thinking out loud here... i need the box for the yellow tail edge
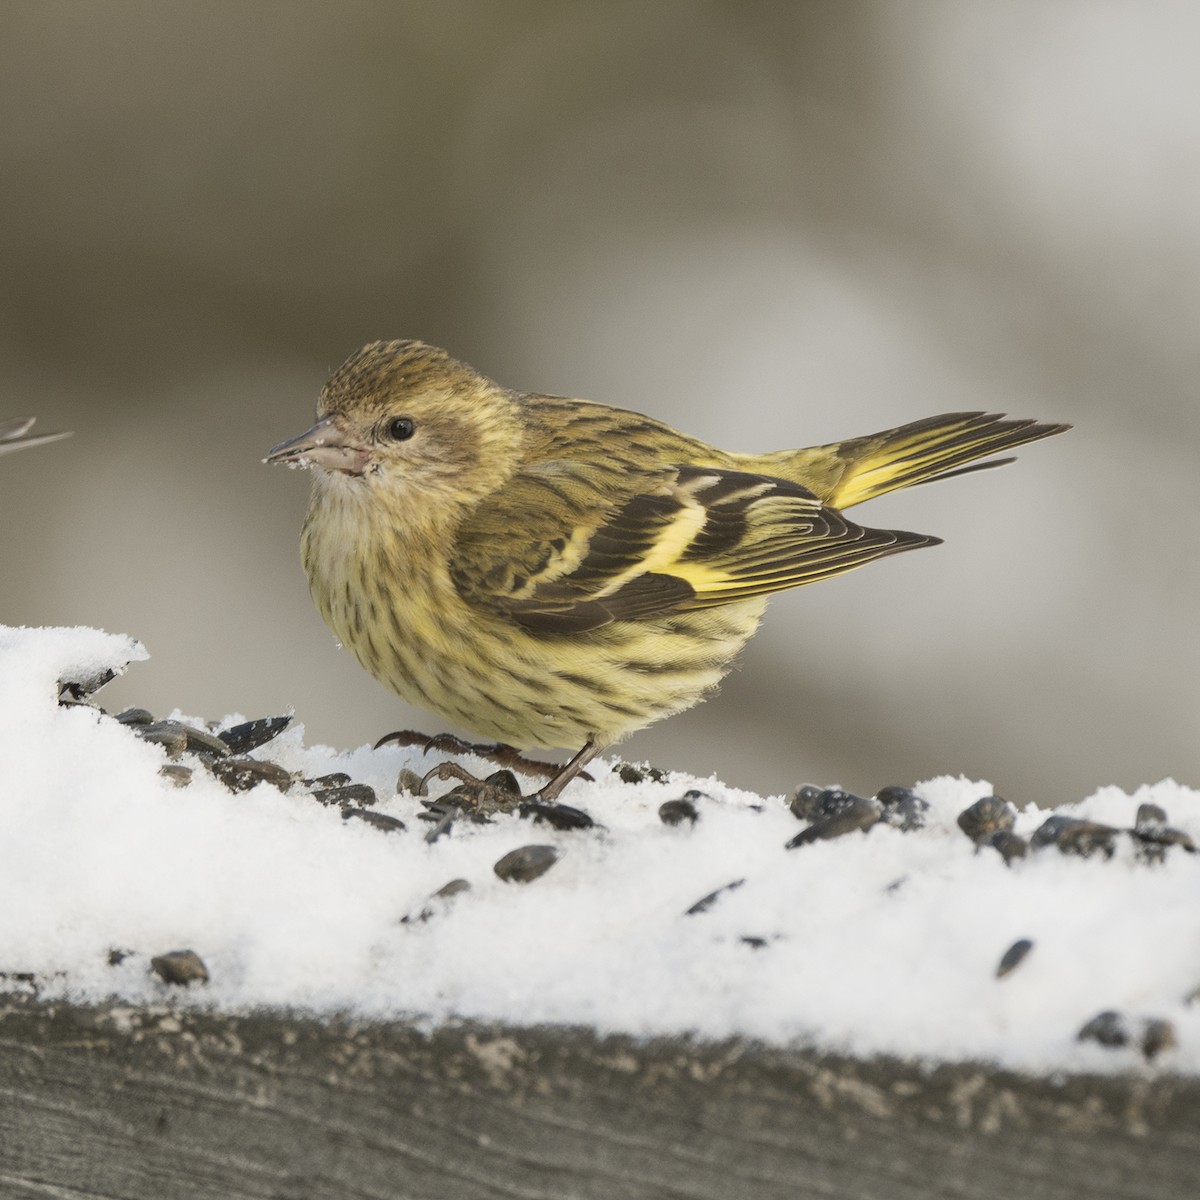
[827,411,1071,510]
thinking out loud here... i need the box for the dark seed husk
[1135,803,1169,828]
[397,768,428,796]
[519,800,595,830]
[58,666,118,702]
[739,936,769,950]
[791,787,866,824]
[875,784,923,808]
[422,808,456,844]
[494,844,559,883]
[1028,815,1074,849]
[401,878,472,924]
[150,949,209,987]
[311,782,376,808]
[107,948,134,966]
[984,830,1028,865]
[1129,824,1196,861]
[170,721,233,759]
[1031,815,1119,858]
[1130,837,1167,866]
[341,808,406,833]
[209,756,293,793]
[133,722,188,757]
[1140,1018,1178,1061]
[1056,820,1120,858]
[957,796,1016,843]
[137,720,230,760]
[659,797,700,826]
[786,797,881,849]
[875,786,929,832]
[159,764,193,788]
[685,878,746,915]
[216,715,292,755]
[115,707,154,726]
[788,784,825,821]
[484,769,522,797]
[303,772,351,789]
[1077,1010,1129,1048]
[996,938,1034,978]
[613,762,668,785]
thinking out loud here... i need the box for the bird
[267,340,1068,801]
[0,417,70,456]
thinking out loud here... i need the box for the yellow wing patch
[451,463,939,633]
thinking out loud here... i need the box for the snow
[2,624,1197,1075]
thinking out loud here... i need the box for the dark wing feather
[449,461,938,633]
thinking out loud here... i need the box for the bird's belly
[310,548,765,749]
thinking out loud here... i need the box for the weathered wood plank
[0,997,1195,1199]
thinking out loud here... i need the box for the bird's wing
[449,460,939,633]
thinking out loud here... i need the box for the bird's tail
[813,412,1070,510]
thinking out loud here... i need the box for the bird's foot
[375,729,592,783]
[414,763,525,844]
[415,751,604,837]
[419,762,524,816]
[398,734,605,841]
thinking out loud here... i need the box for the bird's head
[266,340,523,514]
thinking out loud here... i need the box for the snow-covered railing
[2,625,1197,1197]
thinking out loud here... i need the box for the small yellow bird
[268,340,1067,800]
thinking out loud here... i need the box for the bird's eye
[386,416,415,441]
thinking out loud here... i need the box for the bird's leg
[532,737,603,803]
[375,729,591,782]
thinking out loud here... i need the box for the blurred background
[2,1,1196,804]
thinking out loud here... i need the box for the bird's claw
[419,763,523,816]
[375,729,593,782]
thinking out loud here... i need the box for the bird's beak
[264,416,371,475]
